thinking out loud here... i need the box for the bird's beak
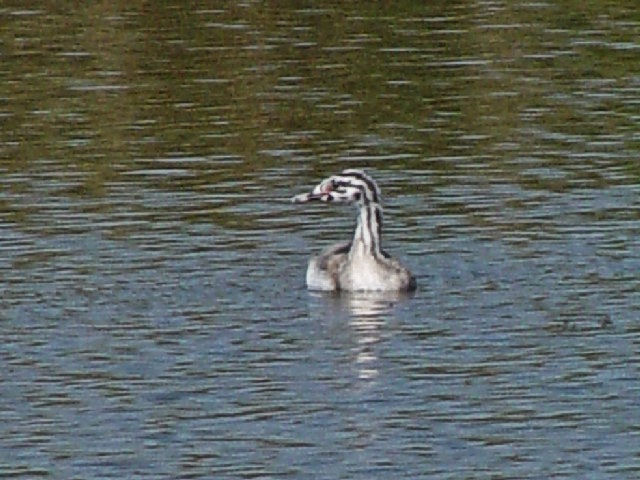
[291,178,333,203]
[291,192,324,203]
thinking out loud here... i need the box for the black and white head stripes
[292,169,416,292]
[291,169,381,206]
[292,169,385,258]
[331,169,381,205]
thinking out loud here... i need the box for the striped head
[291,169,381,206]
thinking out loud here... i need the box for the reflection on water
[312,290,415,319]
[309,290,416,380]
[2,1,640,479]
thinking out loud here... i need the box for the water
[1,2,639,479]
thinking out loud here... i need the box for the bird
[291,169,416,292]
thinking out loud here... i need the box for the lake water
[1,2,639,479]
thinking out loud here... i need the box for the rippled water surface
[2,2,639,479]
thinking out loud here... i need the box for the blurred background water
[1,1,639,479]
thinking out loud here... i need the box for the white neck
[351,202,384,260]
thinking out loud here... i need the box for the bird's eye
[332,180,348,192]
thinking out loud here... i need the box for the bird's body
[292,169,416,292]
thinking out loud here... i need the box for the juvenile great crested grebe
[292,169,416,292]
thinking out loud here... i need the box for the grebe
[292,169,416,292]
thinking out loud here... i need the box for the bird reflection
[308,290,414,380]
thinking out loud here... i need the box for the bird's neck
[351,202,384,260]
